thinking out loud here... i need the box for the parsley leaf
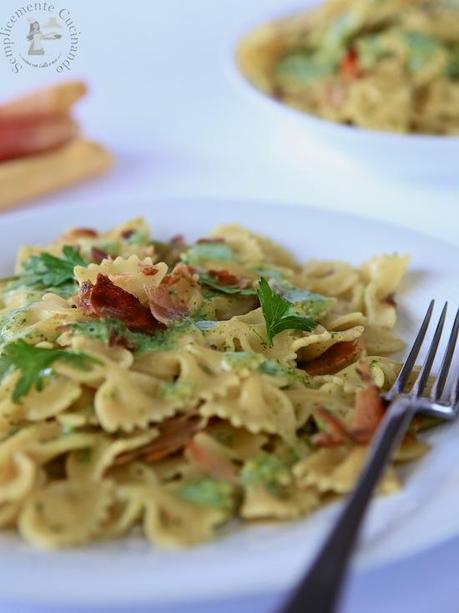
[199,272,256,296]
[257,278,315,346]
[11,246,86,296]
[178,478,235,511]
[0,340,100,403]
[182,242,233,265]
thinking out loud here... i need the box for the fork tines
[388,302,459,407]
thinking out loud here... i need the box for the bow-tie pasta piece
[0,452,36,505]
[209,224,264,268]
[205,421,268,461]
[181,344,241,400]
[0,464,48,528]
[310,358,377,393]
[132,347,190,379]
[95,367,184,432]
[184,432,238,481]
[360,254,409,328]
[294,446,399,495]
[134,344,240,405]
[239,450,318,519]
[99,460,158,539]
[96,217,154,257]
[241,484,319,520]
[294,325,364,362]
[143,484,229,548]
[0,424,56,504]
[66,429,158,481]
[361,325,406,355]
[299,261,359,297]
[109,461,158,486]
[0,371,81,422]
[1,294,83,346]
[28,431,98,467]
[200,372,297,442]
[18,479,114,549]
[285,386,349,427]
[310,357,400,406]
[0,422,98,505]
[132,341,197,378]
[57,218,149,247]
[99,484,148,539]
[56,388,100,429]
[323,311,367,332]
[202,310,298,364]
[0,500,22,528]
[393,435,430,463]
[55,336,133,386]
[74,256,167,304]
[210,223,300,271]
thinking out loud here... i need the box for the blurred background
[0,1,458,612]
[1,0,456,240]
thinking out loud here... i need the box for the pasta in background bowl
[232,0,459,175]
[1,198,459,608]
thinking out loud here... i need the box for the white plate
[229,3,459,177]
[1,198,459,608]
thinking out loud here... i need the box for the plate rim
[3,194,459,254]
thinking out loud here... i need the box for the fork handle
[281,398,415,613]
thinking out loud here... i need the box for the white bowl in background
[229,11,459,178]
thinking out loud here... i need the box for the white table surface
[0,1,458,612]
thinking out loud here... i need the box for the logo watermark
[0,3,80,73]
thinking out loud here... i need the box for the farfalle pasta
[0,217,430,550]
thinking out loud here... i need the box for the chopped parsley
[158,379,197,400]
[240,452,291,494]
[402,31,443,74]
[257,278,316,346]
[69,318,195,353]
[0,340,100,403]
[198,272,256,297]
[276,52,336,84]
[356,34,388,69]
[258,359,309,385]
[222,351,264,372]
[178,477,235,511]
[124,229,150,246]
[275,284,331,320]
[324,11,361,51]
[182,242,233,265]
[0,307,29,344]
[222,351,308,385]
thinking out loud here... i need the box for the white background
[0,1,458,612]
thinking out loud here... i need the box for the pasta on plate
[236,0,459,134]
[0,218,432,549]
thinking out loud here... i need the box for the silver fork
[281,301,459,613]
